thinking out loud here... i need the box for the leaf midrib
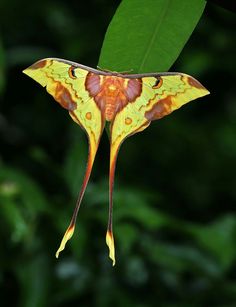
[138,0,170,73]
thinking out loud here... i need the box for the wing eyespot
[68,66,77,79]
[152,77,163,89]
[86,112,92,120]
[125,117,132,125]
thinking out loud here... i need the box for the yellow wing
[111,73,209,160]
[23,58,105,257]
[106,73,209,266]
[23,58,104,150]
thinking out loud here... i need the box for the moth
[23,58,209,265]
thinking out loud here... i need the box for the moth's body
[86,73,142,121]
[23,57,210,266]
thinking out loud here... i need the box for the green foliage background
[0,0,236,306]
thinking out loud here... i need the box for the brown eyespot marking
[86,112,92,120]
[68,66,77,79]
[152,77,163,89]
[125,117,132,125]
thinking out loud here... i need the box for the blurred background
[0,1,236,306]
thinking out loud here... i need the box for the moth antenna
[96,65,114,73]
[96,66,134,75]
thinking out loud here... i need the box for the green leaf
[0,165,49,244]
[99,0,206,73]
[0,165,49,214]
[145,241,221,277]
[1,198,29,243]
[188,215,236,270]
[17,254,50,307]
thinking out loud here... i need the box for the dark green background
[0,1,236,306]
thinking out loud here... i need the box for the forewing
[23,58,105,257]
[23,58,104,150]
[111,73,209,153]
